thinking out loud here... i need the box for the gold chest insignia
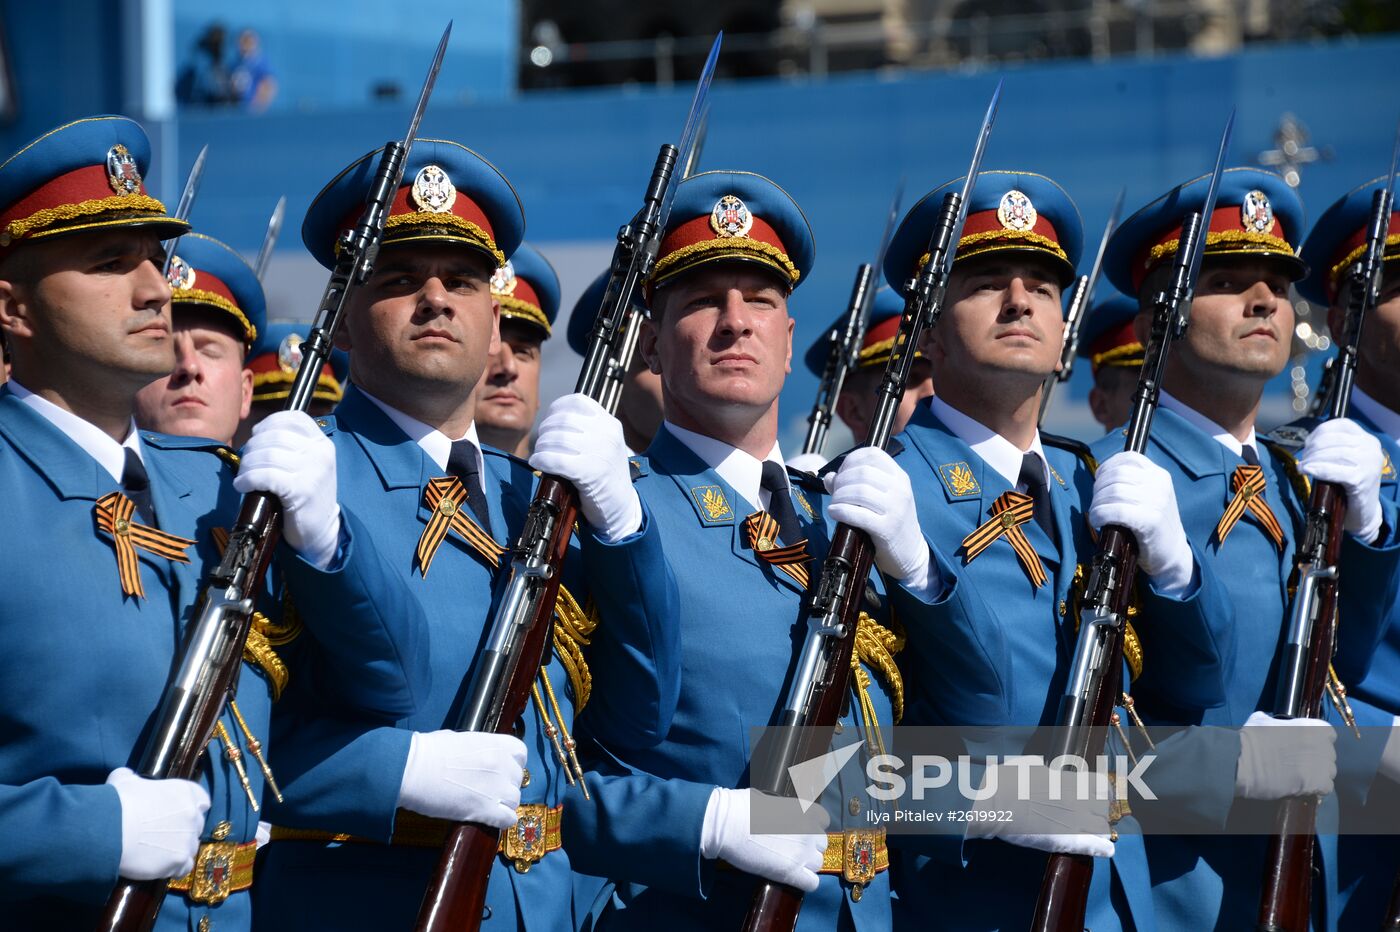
[691,484,734,523]
[795,489,815,519]
[1047,463,1067,488]
[938,461,980,498]
[1383,452,1396,481]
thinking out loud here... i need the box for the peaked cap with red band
[885,170,1084,293]
[247,322,346,406]
[0,115,187,250]
[650,170,815,294]
[490,241,560,339]
[165,232,264,346]
[1076,291,1144,374]
[1104,166,1306,298]
[302,139,524,272]
[803,286,914,376]
[1298,174,1400,306]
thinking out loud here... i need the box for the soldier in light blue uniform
[253,139,678,931]
[1092,167,1400,931]
[566,269,663,456]
[556,169,972,931]
[882,171,1234,932]
[0,115,427,931]
[133,232,262,445]
[788,286,935,473]
[475,242,559,457]
[1296,176,1400,928]
[1076,290,1143,433]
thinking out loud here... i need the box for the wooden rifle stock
[743,528,876,932]
[1257,481,1346,932]
[1031,526,1136,932]
[415,479,578,932]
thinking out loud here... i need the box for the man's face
[1344,265,1400,394]
[836,356,935,439]
[930,256,1065,389]
[133,306,252,444]
[339,242,500,402]
[475,318,542,440]
[1152,258,1294,384]
[0,229,174,388]
[641,264,793,423]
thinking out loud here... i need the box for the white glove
[699,787,829,892]
[530,393,643,543]
[1088,451,1194,597]
[1296,418,1385,542]
[1236,711,1337,799]
[396,730,526,829]
[106,767,211,881]
[233,411,342,570]
[826,447,940,598]
[967,761,1116,858]
[1380,716,1400,784]
[786,452,828,475]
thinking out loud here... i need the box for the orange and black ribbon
[959,491,1047,588]
[1214,465,1284,551]
[416,477,506,575]
[94,492,195,598]
[742,511,812,588]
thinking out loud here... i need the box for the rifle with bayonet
[411,33,722,932]
[800,186,902,458]
[95,24,451,932]
[593,70,713,417]
[1031,112,1235,932]
[160,144,207,277]
[741,81,1003,932]
[1259,124,1400,932]
[1038,189,1123,425]
[253,195,286,282]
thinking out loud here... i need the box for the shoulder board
[817,437,905,480]
[1259,438,1312,501]
[1263,418,1321,453]
[790,468,827,494]
[1041,432,1098,475]
[140,431,240,468]
[482,442,528,468]
[311,414,337,436]
[628,456,649,482]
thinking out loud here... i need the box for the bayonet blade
[872,178,904,281]
[1082,186,1125,305]
[1184,110,1235,289]
[162,144,208,274]
[660,32,722,229]
[400,22,451,163]
[253,195,285,282]
[943,79,1004,277]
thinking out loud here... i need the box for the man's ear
[1132,309,1151,346]
[238,367,254,421]
[0,277,35,342]
[487,297,501,357]
[639,316,662,375]
[784,315,794,375]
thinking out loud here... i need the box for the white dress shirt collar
[360,389,484,476]
[663,420,784,513]
[1159,391,1258,459]
[926,395,1048,489]
[8,380,141,482]
[1352,388,1400,445]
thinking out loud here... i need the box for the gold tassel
[540,667,589,800]
[212,721,259,812]
[229,701,281,803]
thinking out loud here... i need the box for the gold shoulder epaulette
[1041,432,1098,475]
[552,585,598,710]
[1260,438,1312,502]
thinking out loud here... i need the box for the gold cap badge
[105,144,143,195]
[491,259,517,297]
[166,255,196,290]
[410,164,457,213]
[1241,189,1275,234]
[997,189,1037,231]
[277,332,305,375]
[711,194,753,238]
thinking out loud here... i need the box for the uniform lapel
[0,390,110,503]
